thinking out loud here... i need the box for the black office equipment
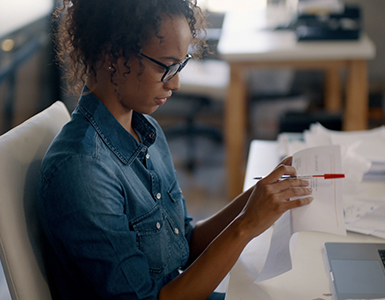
[295,4,362,41]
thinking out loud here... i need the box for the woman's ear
[103,54,115,72]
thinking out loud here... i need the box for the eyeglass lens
[164,65,180,82]
[163,56,190,82]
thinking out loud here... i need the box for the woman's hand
[160,158,312,300]
[276,155,293,167]
[239,162,313,239]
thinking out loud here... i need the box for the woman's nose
[164,73,180,91]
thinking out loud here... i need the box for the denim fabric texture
[38,90,197,299]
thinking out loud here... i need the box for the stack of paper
[278,123,385,239]
[344,196,385,239]
[304,123,385,181]
[279,123,385,181]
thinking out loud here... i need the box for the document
[290,145,346,236]
[344,196,385,239]
[255,145,346,282]
[238,145,346,283]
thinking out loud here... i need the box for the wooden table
[217,8,376,199]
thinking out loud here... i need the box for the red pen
[254,174,345,180]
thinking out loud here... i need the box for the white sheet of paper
[344,199,380,224]
[343,196,385,239]
[291,145,346,235]
[253,211,298,282]
[254,145,346,283]
[346,206,385,238]
[304,123,385,163]
[328,127,385,163]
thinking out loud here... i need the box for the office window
[0,0,53,38]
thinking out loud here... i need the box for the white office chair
[0,101,70,300]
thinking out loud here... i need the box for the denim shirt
[38,91,195,299]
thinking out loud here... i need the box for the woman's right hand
[160,161,313,300]
[239,163,313,239]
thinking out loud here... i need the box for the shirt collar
[77,87,157,164]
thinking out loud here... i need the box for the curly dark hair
[54,0,207,96]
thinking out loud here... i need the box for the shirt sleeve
[39,155,161,299]
[183,195,195,246]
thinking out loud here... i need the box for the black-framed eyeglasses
[140,53,192,83]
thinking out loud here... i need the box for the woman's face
[112,15,192,115]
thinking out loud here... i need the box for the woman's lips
[155,97,168,105]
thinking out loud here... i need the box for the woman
[38,0,313,299]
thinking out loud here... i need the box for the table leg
[344,60,368,131]
[324,65,342,112]
[225,64,247,199]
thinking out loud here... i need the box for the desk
[217,9,376,199]
[224,140,385,300]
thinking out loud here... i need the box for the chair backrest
[0,101,71,300]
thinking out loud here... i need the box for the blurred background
[1,0,385,227]
[1,0,385,297]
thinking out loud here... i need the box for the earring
[108,66,113,71]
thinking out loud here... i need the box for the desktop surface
[225,140,385,300]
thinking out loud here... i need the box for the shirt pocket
[167,178,183,202]
[167,178,184,217]
[132,206,172,276]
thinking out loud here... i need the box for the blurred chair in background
[0,101,70,300]
[163,11,230,171]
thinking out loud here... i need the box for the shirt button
[156,222,161,229]
[149,132,155,139]
[146,154,150,159]
[156,193,161,200]
[174,228,179,235]
[141,147,147,152]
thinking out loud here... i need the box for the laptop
[324,242,385,300]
